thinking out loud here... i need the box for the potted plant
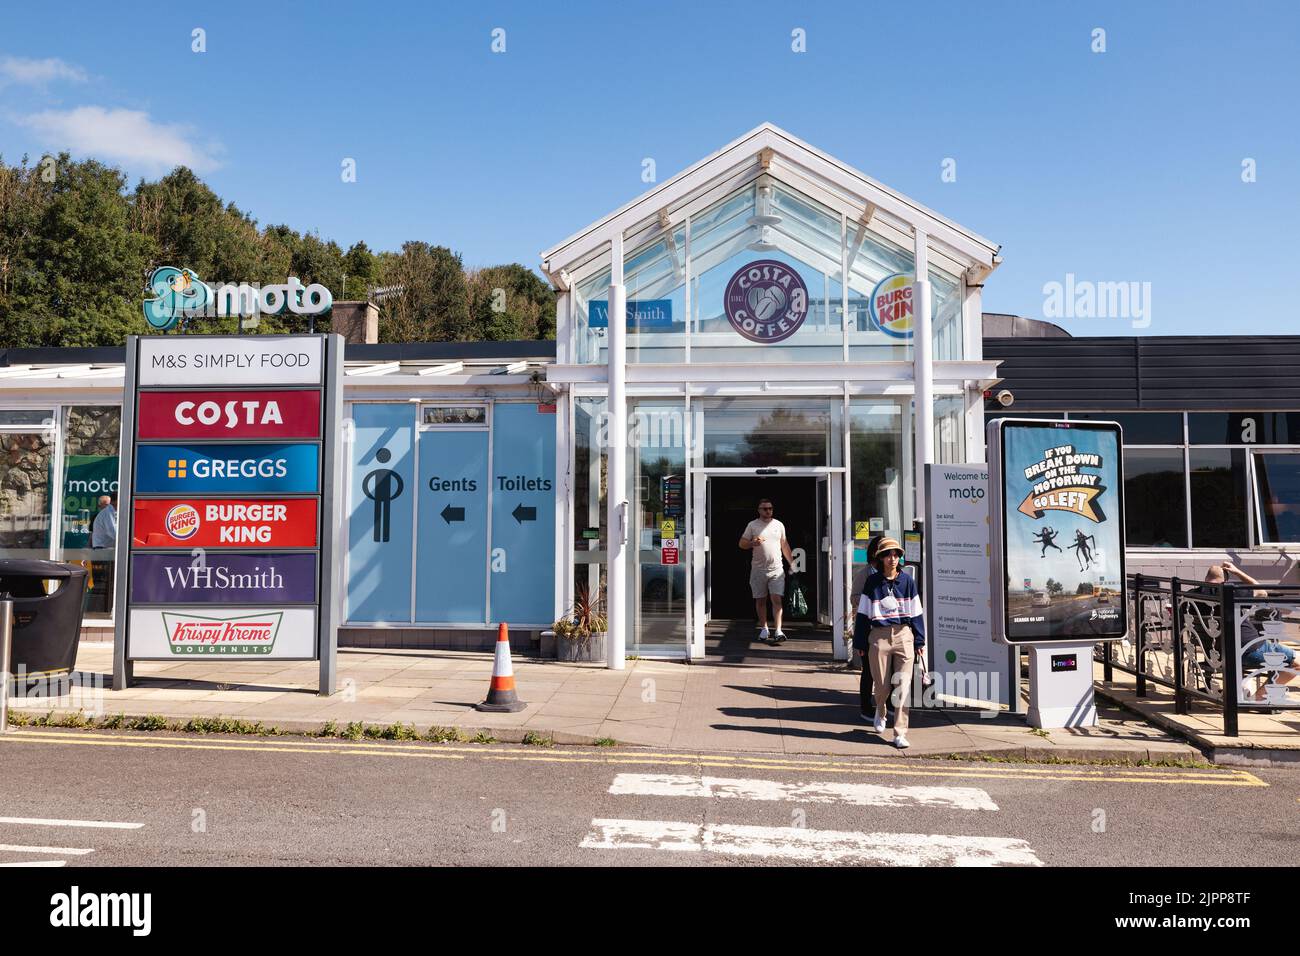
[553,586,607,663]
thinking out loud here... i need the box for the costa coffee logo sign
[133,498,319,548]
[137,390,321,440]
[723,259,809,344]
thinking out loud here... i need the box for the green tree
[377,242,468,343]
[342,241,377,300]
[466,263,556,340]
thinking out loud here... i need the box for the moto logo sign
[137,389,321,440]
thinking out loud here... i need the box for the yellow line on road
[1,729,1266,787]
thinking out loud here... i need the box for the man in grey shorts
[739,498,794,644]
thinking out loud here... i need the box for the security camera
[995,389,1015,408]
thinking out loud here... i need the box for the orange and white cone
[475,623,527,713]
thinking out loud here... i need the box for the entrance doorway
[691,471,845,662]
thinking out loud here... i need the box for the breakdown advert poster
[999,421,1126,641]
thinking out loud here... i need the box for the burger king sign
[869,272,916,340]
[165,503,200,540]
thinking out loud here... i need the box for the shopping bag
[787,574,809,619]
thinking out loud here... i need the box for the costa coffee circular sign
[723,259,809,344]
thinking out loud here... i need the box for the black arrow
[441,504,465,524]
[512,504,536,524]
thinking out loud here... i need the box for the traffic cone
[475,623,527,713]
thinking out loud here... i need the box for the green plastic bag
[787,574,809,619]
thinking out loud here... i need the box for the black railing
[1096,573,1300,737]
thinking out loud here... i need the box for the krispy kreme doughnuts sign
[723,259,809,344]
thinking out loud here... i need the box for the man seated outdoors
[1202,561,1298,703]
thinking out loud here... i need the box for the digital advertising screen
[990,419,1128,644]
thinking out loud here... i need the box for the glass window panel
[630,400,687,647]
[1254,452,1300,544]
[1123,448,1187,547]
[700,398,839,468]
[934,396,966,464]
[0,409,54,426]
[420,405,487,426]
[849,401,907,545]
[0,431,52,558]
[1189,448,1248,548]
[61,406,121,620]
[1188,412,1300,445]
[572,398,608,620]
[1072,412,1183,445]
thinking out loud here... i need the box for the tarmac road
[0,727,1294,867]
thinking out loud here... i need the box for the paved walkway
[1094,662,1300,766]
[7,643,1200,762]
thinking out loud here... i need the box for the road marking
[2,729,1266,787]
[0,859,66,867]
[609,773,999,810]
[0,816,143,830]
[0,844,93,855]
[581,819,1044,866]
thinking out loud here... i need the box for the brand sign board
[923,464,1015,709]
[868,272,916,339]
[587,299,673,330]
[116,333,342,689]
[723,259,809,343]
[137,390,321,440]
[138,336,323,387]
[143,267,333,332]
[132,498,319,548]
[135,443,320,494]
[126,606,318,659]
[130,552,318,604]
[988,419,1127,645]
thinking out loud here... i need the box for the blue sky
[2,0,1297,335]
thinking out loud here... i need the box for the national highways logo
[723,259,809,344]
[161,610,282,655]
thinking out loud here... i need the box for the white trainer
[894,733,911,749]
[873,715,887,734]
[758,627,771,643]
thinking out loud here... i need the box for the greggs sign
[132,498,319,548]
[137,390,321,440]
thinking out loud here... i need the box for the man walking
[739,498,793,644]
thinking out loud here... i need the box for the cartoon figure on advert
[1069,528,1097,571]
[1032,526,1063,558]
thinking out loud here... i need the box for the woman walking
[853,537,925,749]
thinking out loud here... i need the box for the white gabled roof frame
[541,123,1000,288]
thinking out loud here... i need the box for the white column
[607,234,628,669]
[912,229,934,518]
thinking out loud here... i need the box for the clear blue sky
[2,0,1297,335]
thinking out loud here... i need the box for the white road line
[582,819,1044,866]
[0,816,142,830]
[0,860,67,867]
[608,773,999,811]
[0,844,94,856]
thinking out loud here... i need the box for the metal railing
[1097,573,1300,736]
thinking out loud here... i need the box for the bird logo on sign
[143,266,212,331]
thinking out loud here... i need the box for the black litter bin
[0,559,88,696]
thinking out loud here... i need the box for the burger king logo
[165,503,200,540]
[869,272,915,339]
[723,259,809,344]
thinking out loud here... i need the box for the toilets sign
[116,333,344,682]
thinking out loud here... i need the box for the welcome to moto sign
[113,334,346,695]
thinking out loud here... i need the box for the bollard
[0,597,12,733]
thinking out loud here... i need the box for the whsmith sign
[114,334,344,695]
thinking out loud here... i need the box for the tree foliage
[0,153,554,347]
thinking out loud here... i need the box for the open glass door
[689,473,707,659]
[818,473,848,660]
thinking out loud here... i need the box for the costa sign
[723,259,809,344]
[132,498,319,548]
[137,390,321,440]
